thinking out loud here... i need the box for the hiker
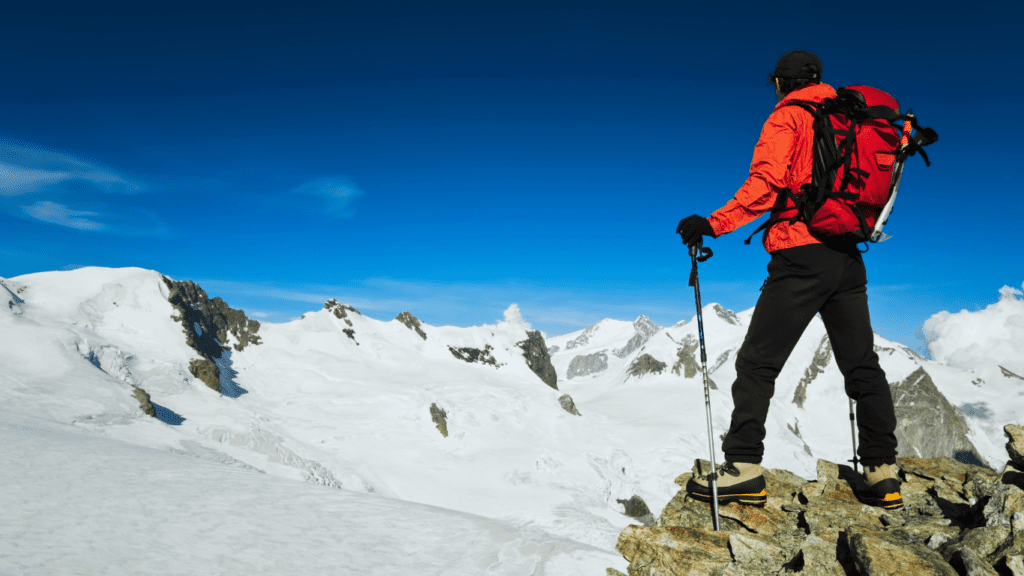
[675,50,902,510]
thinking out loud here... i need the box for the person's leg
[721,245,843,464]
[818,253,898,467]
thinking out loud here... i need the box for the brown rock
[606,569,627,576]
[189,358,221,392]
[131,386,157,417]
[616,525,732,576]
[1002,462,1024,491]
[843,529,958,576]
[955,525,1011,561]
[1002,555,1024,576]
[949,546,1000,576]
[1008,425,1024,467]
[799,534,846,575]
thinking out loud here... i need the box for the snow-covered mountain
[1,267,1021,574]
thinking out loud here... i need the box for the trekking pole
[688,242,720,531]
[848,399,860,473]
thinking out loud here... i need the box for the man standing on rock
[675,50,902,510]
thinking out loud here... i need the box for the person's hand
[676,215,714,249]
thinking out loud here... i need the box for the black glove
[676,215,714,248]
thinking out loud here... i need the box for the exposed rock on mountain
[568,351,608,380]
[628,354,666,378]
[517,330,558,389]
[794,336,832,408]
[164,277,262,354]
[559,394,581,416]
[189,358,221,392]
[891,367,987,467]
[614,315,661,359]
[713,304,740,326]
[547,345,560,356]
[617,495,655,527]
[324,299,361,326]
[132,387,157,417]
[671,335,717,390]
[566,323,600,351]
[396,311,427,340]
[448,344,502,368]
[614,434,1024,575]
[430,403,448,438]
[1007,425,1024,466]
[1002,366,1024,380]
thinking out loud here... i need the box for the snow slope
[1,267,1021,574]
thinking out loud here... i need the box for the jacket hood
[775,83,836,108]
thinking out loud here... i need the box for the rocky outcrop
[429,403,448,438]
[793,336,832,409]
[613,437,1024,576]
[559,394,581,416]
[163,277,262,355]
[395,311,427,340]
[565,323,600,351]
[448,344,502,368]
[567,351,608,380]
[189,358,221,392]
[1007,425,1024,467]
[1002,366,1024,381]
[547,345,560,356]
[517,331,558,389]
[671,335,717,389]
[613,315,661,359]
[891,367,988,467]
[132,387,157,417]
[617,495,655,527]
[324,299,361,326]
[628,354,666,378]
[713,304,740,326]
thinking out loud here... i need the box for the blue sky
[1,2,1021,352]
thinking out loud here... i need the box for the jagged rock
[395,311,427,340]
[793,335,831,408]
[712,304,740,325]
[617,495,655,527]
[429,403,448,438]
[189,358,220,392]
[1002,555,1024,576]
[613,315,661,358]
[565,323,599,350]
[1007,425,1024,466]
[567,351,608,380]
[342,328,359,344]
[448,344,502,368]
[628,354,665,378]
[891,367,988,466]
[605,569,627,576]
[671,335,716,389]
[620,454,1024,576]
[1002,366,1024,380]
[1001,462,1024,491]
[616,525,733,576]
[558,394,581,416]
[163,277,262,354]
[547,345,559,355]
[131,386,156,417]
[516,331,557,389]
[324,299,361,327]
[950,546,1001,575]
[842,529,958,575]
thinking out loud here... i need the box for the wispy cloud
[21,201,104,231]
[291,176,364,217]
[0,139,161,234]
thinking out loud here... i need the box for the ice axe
[687,240,720,530]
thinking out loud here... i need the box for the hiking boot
[857,463,903,510]
[685,460,767,507]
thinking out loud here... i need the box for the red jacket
[708,83,837,253]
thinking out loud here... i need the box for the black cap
[771,50,822,81]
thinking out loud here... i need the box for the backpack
[746,85,938,246]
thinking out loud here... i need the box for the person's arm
[707,109,799,237]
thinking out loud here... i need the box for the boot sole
[685,477,768,507]
[856,478,904,510]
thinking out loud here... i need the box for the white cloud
[922,281,1024,374]
[291,176,364,216]
[502,303,532,330]
[21,201,104,231]
[0,141,139,196]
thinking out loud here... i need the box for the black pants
[720,243,898,467]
